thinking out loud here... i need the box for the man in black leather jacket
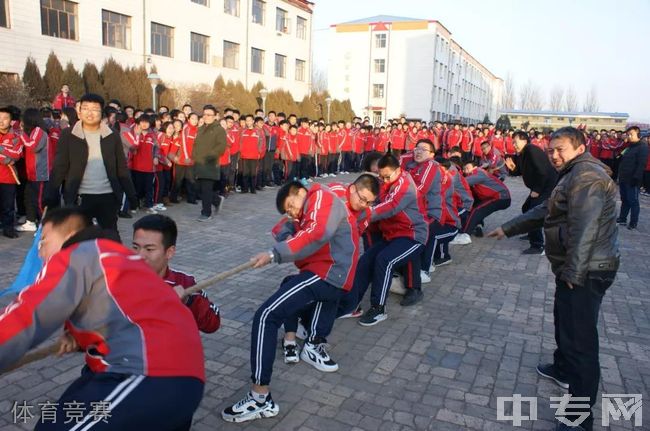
[489,127,619,431]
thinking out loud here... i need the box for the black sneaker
[519,234,529,241]
[400,288,423,306]
[522,246,545,255]
[300,341,339,372]
[434,256,453,266]
[627,223,637,230]
[616,218,627,225]
[536,363,569,389]
[282,340,299,364]
[221,392,279,423]
[472,225,484,237]
[358,305,387,327]
[3,228,18,239]
[213,195,225,214]
[118,211,133,219]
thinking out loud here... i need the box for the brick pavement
[0,175,648,431]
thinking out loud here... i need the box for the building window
[295,59,306,81]
[275,54,286,78]
[40,0,78,40]
[224,0,239,16]
[223,40,239,69]
[373,84,385,98]
[252,0,265,25]
[374,59,385,73]
[557,117,564,121]
[151,22,174,57]
[190,32,209,63]
[296,16,307,39]
[102,10,131,50]
[373,111,382,125]
[1,0,8,28]
[375,33,386,48]
[276,8,289,33]
[191,0,208,5]
[251,47,264,74]
[615,119,623,123]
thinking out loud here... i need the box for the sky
[311,0,650,122]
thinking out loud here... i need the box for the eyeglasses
[354,188,376,206]
[379,170,397,182]
[80,108,102,114]
[414,146,431,153]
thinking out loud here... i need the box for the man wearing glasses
[45,93,137,238]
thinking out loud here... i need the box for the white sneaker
[307,178,314,183]
[428,265,437,273]
[296,322,308,340]
[389,274,407,295]
[420,271,431,283]
[16,220,37,232]
[330,173,337,177]
[153,203,167,211]
[282,340,300,364]
[300,342,339,372]
[450,233,472,245]
[146,208,158,214]
[221,392,279,423]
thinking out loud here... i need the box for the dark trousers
[34,366,203,431]
[228,154,240,189]
[197,178,217,217]
[0,183,16,229]
[262,151,274,185]
[341,151,353,172]
[619,182,640,225]
[79,193,119,233]
[328,154,338,174]
[25,180,46,223]
[218,164,230,195]
[422,221,458,270]
[241,159,258,192]
[299,155,312,179]
[284,160,298,182]
[643,170,650,193]
[522,193,546,248]
[250,272,340,385]
[553,271,616,431]
[353,237,423,307]
[132,171,155,209]
[155,170,171,203]
[171,165,196,203]
[463,197,511,234]
[283,290,341,343]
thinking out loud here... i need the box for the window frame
[101,9,132,50]
[223,40,240,69]
[295,59,306,82]
[252,0,265,25]
[224,0,240,16]
[251,47,265,74]
[0,0,9,28]
[275,7,289,33]
[40,0,78,40]
[274,53,286,78]
[375,33,387,48]
[296,16,307,39]
[151,21,174,58]
[190,32,209,64]
[374,59,386,73]
[190,0,209,5]
[372,83,385,98]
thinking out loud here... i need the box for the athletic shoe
[130,209,138,214]
[616,218,627,225]
[536,363,569,389]
[118,211,133,219]
[519,234,529,241]
[146,208,158,214]
[296,322,308,340]
[221,392,279,423]
[627,223,637,230]
[450,233,472,245]
[213,195,225,214]
[3,228,18,239]
[282,340,300,364]
[338,307,363,319]
[428,265,437,273]
[522,246,544,255]
[389,274,406,295]
[472,225,484,237]
[400,288,423,306]
[359,305,387,327]
[153,203,167,211]
[197,214,212,222]
[434,256,453,266]
[300,341,339,372]
[16,220,37,232]
[330,173,337,177]
[420,270,431,283]
[16,215,26,225]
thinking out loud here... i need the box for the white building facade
[0,0,313,99]
[327,15,503,125]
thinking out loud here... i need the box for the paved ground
[0,174,648,431]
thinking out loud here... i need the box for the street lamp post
[259,88,268,115]
[147,72,161,111]
[325,97,332,123]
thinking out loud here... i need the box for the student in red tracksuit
[460,124,474,160]
[354,154,429,326]
[132,214,220,333]
[390,124,406,157]
[296,118,313,180]
[239,115,265,194]
[155,122,175,209]
[169,113,198,203]
[376,126,389,153]
[462,161,511,237]
[472,130,486,160]
[131,115,161,213]
[17,109,50,232]
[447,156,475,245]
[351,126,365,171]
[446,123,463,153]
[433,160,460,265]
[51,84,76,110]
[504,130,516,158]
[491,130,506,154]
[276,121,293,181]
[0,207,205,430]
[222,181,358,423]
[0,107,23,238]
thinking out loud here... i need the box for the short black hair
[42,207,92,233]
[133,214,178,249]
[244,114,254,121]
[626,126,640,134]
[512,131,530,143]
[377,153,400,170]
[203,105,218,115]
[416,139,435,152]
[353,174,380,197]
[449,146,462,154]
[276,181,306,214]
[551,127,586,149]
[361,151,383,172]
[254,116,264,123]
[79,93,105,109]
[449,156,463,168]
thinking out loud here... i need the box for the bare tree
[519,79,544,110]
[502,71,516,110]
[529,83,544,110]
[564,85,578,112]
[549,85,564,111]
[582,85,599,112]
[311,67,327,93]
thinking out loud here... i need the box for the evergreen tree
[43,52,65,99]
[82,62,104,96]
[22,57,47,103]
[211,75,230,111]
[101,58,132,107]
[62,62,84,100]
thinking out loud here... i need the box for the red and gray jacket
[0,230,205,382]
[20,127,50,182]
[240,128,264,160]
[449,165,474,212]
[163,268,220,334]
[327,182,372,236]
[439,169,460,228]
[403,158,442,223]
[271,183,359,291]
[465,167,510,202]
[371,170,428,244]
[0,130,23,184]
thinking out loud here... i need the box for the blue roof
[500,109,629,118]
[338,15,425,25]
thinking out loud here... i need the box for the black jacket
[617,140,648,185]
[509,144,558,196]
[502,153,619,287]
[192,122,227,180]
[45,122,137,207]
